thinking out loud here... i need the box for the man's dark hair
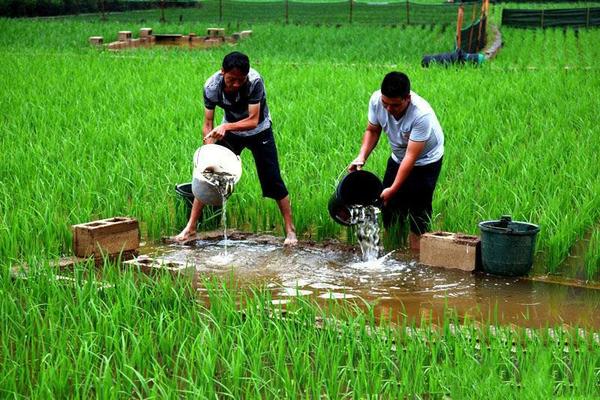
[222,52,250,74]
[381,72,410,98]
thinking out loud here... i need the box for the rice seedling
[2,263,600,397]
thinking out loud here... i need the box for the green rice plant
[584,228,600,281]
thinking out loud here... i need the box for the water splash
[348,251,397,271]
[349,205,382,261]
[202,171,236,259]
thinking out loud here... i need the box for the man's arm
[202,107,216,143]
[348,123,382,172]
[207,103,261,141]
[380,139,426,204]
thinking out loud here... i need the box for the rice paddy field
[1,12,599,275]
[1,5,600,397]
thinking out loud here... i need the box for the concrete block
[89,36,103,45]
[123,256,194,276]
[118,31,132,41]
[72,217,139,258]
[240,30,253,38]
[420,231,480,272]
[204,38,224,47]
[107,41,124,50]
[207,28,225,37]
[140,28,153,37]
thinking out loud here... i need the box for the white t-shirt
[368,90,444,166]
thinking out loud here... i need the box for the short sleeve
[367,92,380,126]
[248,79,265,104]
[203,87,217,110]
[410,114,432,142]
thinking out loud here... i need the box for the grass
[1,263,600,397]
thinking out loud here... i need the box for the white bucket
[191,144,242,206]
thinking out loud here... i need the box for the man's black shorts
[382,156,443,234]
[216,127,289,201]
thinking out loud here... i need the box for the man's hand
[205,124,228,142]
[380,187,397,206]
[348,157,365,172]
[203,134,216,145]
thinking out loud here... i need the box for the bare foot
[174,227,196,243]
[283,231,298,247]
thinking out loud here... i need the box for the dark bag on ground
[421,49,484,67]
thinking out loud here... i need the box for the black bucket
[328,170,383,226]
[174,182,222,229]
[478,215,540,277]
[175,183,195,219]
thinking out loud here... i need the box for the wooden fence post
[466,2,477,52]
[349,0,353,24]
[456,5,464,50]
[98,0,106,21]
[160,0,166,23]
[586,7,590,27]
[476,0,487,51]
[285,0,289,24]
[406,0,410,25]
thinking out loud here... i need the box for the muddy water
[144,237,600,329]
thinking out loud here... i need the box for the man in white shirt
[349,72,444,252]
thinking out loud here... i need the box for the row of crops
[2,267,600,397]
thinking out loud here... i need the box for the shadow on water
[143,234,600,329]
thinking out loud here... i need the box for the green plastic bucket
[478,215,540,277]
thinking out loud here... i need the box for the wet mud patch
[156,231,600,329]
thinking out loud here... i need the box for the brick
[420,231,480,272]
[107,41,125,50]
[118,31,132,41]
[207,28,225,37]
[204,38,224,48]
[129,38,141,48]
[89,36,103,45]
[72,217,140,258]
[139,28,153,37]
[123,256,194,276]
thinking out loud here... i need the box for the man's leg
[276,195,297,246]
[406,158,443,253]
[248,128,297,246]
[382,157,410,249]
[175,197,204,241]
